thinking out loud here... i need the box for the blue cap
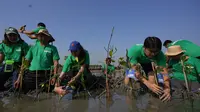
[69,41,81,51]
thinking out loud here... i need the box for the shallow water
[1,91,200,112]
[1,72,200,112]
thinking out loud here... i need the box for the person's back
[164,39,200,58]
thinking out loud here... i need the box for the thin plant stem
[151,62,158,85]
[36,70,38,100]
[180,59,190,92]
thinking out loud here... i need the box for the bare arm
[131,64,150,85]
[162,67,170,89]
[53,60,59,76]
[27,34,37,39]
[22,30,35,35]
[73,64,88,79]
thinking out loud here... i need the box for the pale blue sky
[0,0,199,65]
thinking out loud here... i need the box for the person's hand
[55,77,62,87]
[19,25,26,31]
[14,79,20,88]
[107,75,112,79]
[54,86,69,95]
[135,71,141,79]
[104,70,107,74]
[146,82,163,95]
[80,66,84,73]
[68,77,76,85]
[160,88,171,102]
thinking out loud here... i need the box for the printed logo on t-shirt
[44,50,51,53]
[16,48,21,52]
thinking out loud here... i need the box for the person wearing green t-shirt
[0,27,29,91]
[54,41,92,96]
[102,57,115,79]
[165,45,200,91]
[125,36,171,102]
[163,39,200,59]
[15,29,60,93]
[18,22,55,44]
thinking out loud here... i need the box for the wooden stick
[126,49,133,89]
[151,62,158,85]
[19,57,25,93]
[48,67,53,93]
[36,70,38,100]
[180,60,190,92]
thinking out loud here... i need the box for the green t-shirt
[102,63,115,75]
[169,56,200,82]
[168,40,200,58]
[128,44,166,67]
[0,42,29,63]
[25,43,60,70]
[62,50,90,74]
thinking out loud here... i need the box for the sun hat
[165,45,185,56]
[37,29,55,42]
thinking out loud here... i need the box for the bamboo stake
[151,62,158,85]
[126,49,133,90]
[19,57,25,95]
[35,70,38,100]
[180,60,190,92]
[48,67,53,93]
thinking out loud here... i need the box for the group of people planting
[0,22,200,104]
[124,37,200,102]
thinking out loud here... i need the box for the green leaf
[120,61,127,67]
[118,57,124,61]
[109,49,113,57]
[111,59,115,62]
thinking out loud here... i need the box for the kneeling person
[125,36,171,102]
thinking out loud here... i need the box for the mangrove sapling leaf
[111,59,115,63]
[155,66,164,74]
[118,57,127,68]
[109,49,113,57]
[180,55,194,75]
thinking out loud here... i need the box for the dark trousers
[22,70,51,93]
[0,65,18,91]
